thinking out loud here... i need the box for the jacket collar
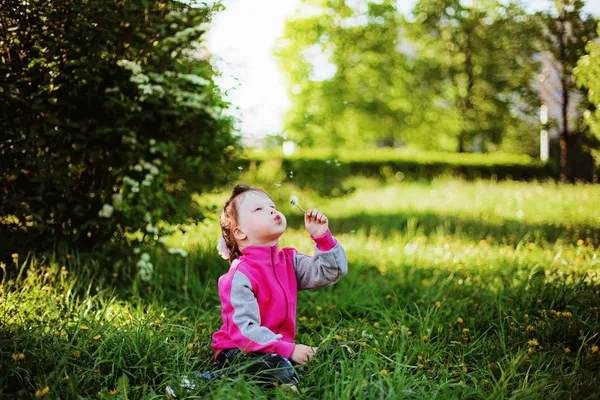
[240,242,279,264]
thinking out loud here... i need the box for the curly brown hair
[220,184,270,262]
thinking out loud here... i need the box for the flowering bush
[0,0,240,267]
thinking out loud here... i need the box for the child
[211,184,348,386]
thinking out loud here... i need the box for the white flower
[98,204,114,218]
[141,252,150,262]
[133,164,143,172]
[289,195,306,212]
[137,258,154,282]
[112,194,122,207]
[216,235,231,260]
[149,139,156,146]
[158,237,168,244]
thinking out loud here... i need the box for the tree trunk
[458,27,475,154]
[558,10,570,183]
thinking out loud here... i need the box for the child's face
[235,191,287,246]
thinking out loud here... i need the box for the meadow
[2,176,600,399]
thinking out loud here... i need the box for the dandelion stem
[294,204,306,213]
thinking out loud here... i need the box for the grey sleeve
[293,240,348,291]
[230,271,283,345]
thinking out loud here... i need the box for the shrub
[0,0,240,262]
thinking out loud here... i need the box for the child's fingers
[305,209,327,223]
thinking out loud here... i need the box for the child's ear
[233,226,247,241]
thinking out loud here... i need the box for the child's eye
[255,207,262,211]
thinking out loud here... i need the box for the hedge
[240,149,557,196]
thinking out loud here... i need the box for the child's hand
[291,344,318,365]
[304,209,328,238]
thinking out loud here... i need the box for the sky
[204,0,600,138]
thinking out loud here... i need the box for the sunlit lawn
[2,177,599,399]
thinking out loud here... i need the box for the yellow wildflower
[373,322,380,328]
[109,389,119,395]
[564,347,571,353]
[334,334,342,341]
[456,317,464,324]
[528,339,539,347]
[562,312,572,319]
[361,379,367,384]
[387,330,394,336]
[349,327,355,332]
[316,306,322,311]
[93,335,102,341]
[592,345,599,353]
[72,350,81,359]
[380,369,389,376]
[63,375,70,382]
[80,325,89,331]
[422,335,428,343]
[525,325,534,333]
[361,341,367,347]
[462,366,468,373]
[12,353,25,361]
[35,387,49,398]
[462,328,470,335]
[435,301,441,308]
[93,369,100,375]
[11,253,18,261]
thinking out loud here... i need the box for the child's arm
[219,270,296,358]
[293,229,348,290]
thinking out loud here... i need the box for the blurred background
[207,0,600,182]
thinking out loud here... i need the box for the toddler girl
[211,184,348,386]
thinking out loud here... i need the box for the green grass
[1,177,600,399]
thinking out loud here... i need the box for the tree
[407,0,540,153]
[0,0,239,261]
[574,22,600,173]
[538,0,598,182]
[274,0,423,150]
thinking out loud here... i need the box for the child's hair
[220,184,271,263]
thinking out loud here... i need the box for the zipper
[272,246,289,333]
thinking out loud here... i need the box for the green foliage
[243,148,554,196]
[275,0,416,149]
[275,0,540,153]
[1,178,599,398]
[408,0,541,152]
[537,0,599,181]
[574,23,600,160]
[0,0,240,259]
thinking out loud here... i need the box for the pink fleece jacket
[211,229,348,359]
